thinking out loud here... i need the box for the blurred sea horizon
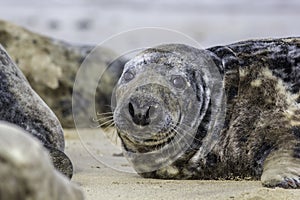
[0,0,299,47]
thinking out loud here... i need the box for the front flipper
[46,145,74,179]
[261,149,300,188]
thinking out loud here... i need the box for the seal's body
[0,45,73,178]
[113,38,300,188]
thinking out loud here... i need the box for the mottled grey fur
[0,20,125,128]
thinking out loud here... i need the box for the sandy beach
[65,129,300,200]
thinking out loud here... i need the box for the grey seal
[112,38,300,188]
[0,45,73,178]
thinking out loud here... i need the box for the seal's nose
[128,101,157,126]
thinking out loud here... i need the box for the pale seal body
[113,38,300,188]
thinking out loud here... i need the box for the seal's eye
[123,71,135,82]
[171,75,186,89]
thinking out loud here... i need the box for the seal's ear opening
[45,145,73,179]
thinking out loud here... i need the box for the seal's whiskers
[170,122,203,144]
[96,111,114,115]
[92,115,113,122]
[93,119,115,128]
[170,127,190,150]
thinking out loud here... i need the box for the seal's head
[112,44,224,173]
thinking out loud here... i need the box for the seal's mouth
[124,129,176,147]
[118,130,177,153]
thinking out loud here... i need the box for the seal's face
[113,63,195,152]
[113,47,210,153]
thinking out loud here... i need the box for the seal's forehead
[124,44,209,72]
[125,51,183,71]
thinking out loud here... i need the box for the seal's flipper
[46,145,73,179]
[261,148,300,188]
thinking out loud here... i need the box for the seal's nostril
[145,107,150,120]
[128,102,135,118]
[128,101,152,126]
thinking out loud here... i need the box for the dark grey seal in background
[0,20,125,128]
[113,38,300,188]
